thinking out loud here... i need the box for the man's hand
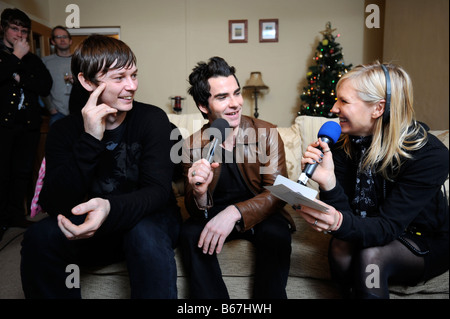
[188,159,219,207]
[57,198,111,240]
[13,37,30,60]
[81,83,117,140]
[198,205,241,255]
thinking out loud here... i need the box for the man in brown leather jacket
[179,56,294,299]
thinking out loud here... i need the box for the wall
[41,0,364,127]
[5,0,448,129]
[1,0,49,24]
[383,0,449,130]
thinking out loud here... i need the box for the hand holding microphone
[298,121,341,187]
[190,118,230,187]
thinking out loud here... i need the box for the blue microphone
[298,121,341,185]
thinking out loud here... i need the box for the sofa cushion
[277,123,302,181]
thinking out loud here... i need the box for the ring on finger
[323,149,331,153]
[313,219,318,226]
[192,170,196,177]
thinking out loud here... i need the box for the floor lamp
[243,72,268,118]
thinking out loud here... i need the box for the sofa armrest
[277,116,339,183]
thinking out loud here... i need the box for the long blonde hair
[337,61,427,180]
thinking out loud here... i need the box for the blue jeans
[21,207,181,299]
[49,112,66,126]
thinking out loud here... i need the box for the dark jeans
[180,212,292,299]
[20,208,181,299]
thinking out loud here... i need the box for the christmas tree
[299,22,352,117]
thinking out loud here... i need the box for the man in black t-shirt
[21,35,181,299]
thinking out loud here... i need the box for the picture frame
[259,19,278,42]
[229,20,248,43]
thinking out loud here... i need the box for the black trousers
[180,212,292,299]
[21,208,181,299]
[0,125,40,226]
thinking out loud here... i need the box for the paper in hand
[265,175,329,212]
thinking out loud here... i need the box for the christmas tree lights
[299,22,352,118]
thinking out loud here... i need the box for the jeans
[49,112,66,126]
[180,212,292,299]
[20,207,181,299]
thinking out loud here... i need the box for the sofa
[79,114,449,299]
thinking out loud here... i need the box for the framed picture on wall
[229,20,248,43]
[259,19,278,42]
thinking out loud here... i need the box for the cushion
[277,124,302,181]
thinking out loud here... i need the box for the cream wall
[383,0,449,130]
[42,0,363,127]
[6,0,448,129]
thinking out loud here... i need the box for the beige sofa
[80,114,449,299]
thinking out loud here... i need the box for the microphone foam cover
[208,118,230,142]
[318,121,341,145]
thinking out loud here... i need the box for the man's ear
[372,100,385,119]
[78,73,96,92]
[198,104,209,117]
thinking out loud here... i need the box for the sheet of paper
[265,175,329,212]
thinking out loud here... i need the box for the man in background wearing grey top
[42,25,73,126]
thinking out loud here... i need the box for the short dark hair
[1,8,31,33]
[51,25,72,40]
[71,35,137,85]
[188,56,240,118]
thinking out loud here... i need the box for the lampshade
[243,72,268,90]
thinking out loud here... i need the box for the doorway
[66,27,120,54]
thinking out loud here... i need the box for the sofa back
[167,113,448,200]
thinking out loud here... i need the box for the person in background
[180,56,294,299]
[21,35,181,298]
[296,61,449,298]
[0,8,52,241]
[42,25,73,126]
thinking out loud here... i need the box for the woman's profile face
[331,80,380,137]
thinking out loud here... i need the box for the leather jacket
[182,115,295,232]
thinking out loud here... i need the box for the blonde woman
[297,62,449,298]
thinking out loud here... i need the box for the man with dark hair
[42,25,73,125]
[21,35,181,299]
[0,8,52,241]
[180,56,294,298]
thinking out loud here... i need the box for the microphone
[204,118,230,163]
[195,118,230,185]
[297,121,341,186]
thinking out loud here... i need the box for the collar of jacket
[0,38,13,53]
[191,115,264,150]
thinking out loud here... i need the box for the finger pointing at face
[82,82,117,140]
